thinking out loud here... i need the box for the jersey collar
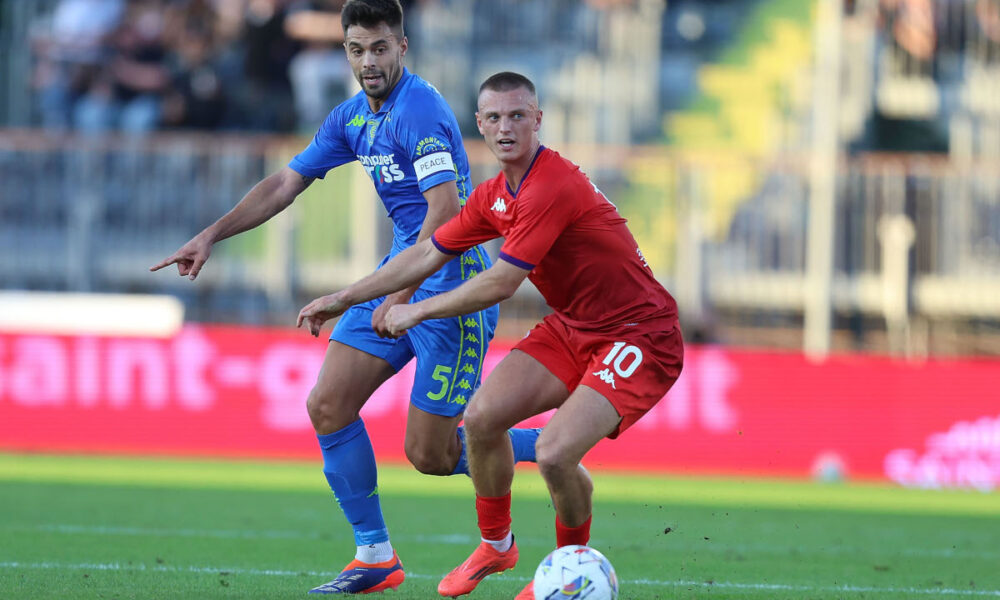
[506,145,546,198]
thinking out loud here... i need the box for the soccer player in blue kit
[150,0,540,594]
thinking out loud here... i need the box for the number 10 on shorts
[602,342,643,377]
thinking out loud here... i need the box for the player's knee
[306,386,354,434]
[305,386,326,423]
[404,441,452,476]
[535,436,576,479]
[463,394,505,442]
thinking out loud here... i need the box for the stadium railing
[2,129,999,354]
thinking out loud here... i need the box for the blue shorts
[330,288,499,417]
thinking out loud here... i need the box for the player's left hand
[371,289,414,338]
[383,304,422,338]
[297,292,350,337]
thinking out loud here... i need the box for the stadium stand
[0,0,998,355]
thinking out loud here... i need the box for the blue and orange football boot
[309,552,405,594]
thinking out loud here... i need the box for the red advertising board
[1,325,998,489]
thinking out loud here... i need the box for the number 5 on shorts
[427,364,453,401]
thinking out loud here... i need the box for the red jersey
[431,147,678,333]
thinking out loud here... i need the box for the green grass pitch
[1,453,998,599]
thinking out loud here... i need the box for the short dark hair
[341,0,404,39]
[479,72,536,97]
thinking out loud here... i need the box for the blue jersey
[289,68,490,291]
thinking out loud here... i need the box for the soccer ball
[532,545,618,600]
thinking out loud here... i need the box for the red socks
[555,514,592,548]
[476,493,592,549]
[475,493,512,541]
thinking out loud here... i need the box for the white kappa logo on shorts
[592,368,617,389]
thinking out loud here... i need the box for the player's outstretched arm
[383,260,529,337]
[297,238,452,337]
[149,166,314,280]
[371,180,462,336]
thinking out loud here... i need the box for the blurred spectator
[156,0,229,130]
[233,0,301,131]
[73,0,172,134]
[29,0,420,134]
[285,0,352,133]
[880,0,936,73]
[976,0,1000,61]
[161,24,228,130]
[30,0,125,130]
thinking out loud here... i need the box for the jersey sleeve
[288,107,356,178]
[499,178,579,270]
[392,92,461,193]
[431,185,498,254]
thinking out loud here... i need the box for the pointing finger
[149,256,177,272]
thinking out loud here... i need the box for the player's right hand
[149,236,212,280]
[297,292,351,337]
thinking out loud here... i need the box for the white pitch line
[16,524,1000,560]
[1,560,998,597]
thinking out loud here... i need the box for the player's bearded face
[344,23,407,101]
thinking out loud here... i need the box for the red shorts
[514,314,684,438]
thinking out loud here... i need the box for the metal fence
[689,152,1000,355]
[2,130,998,354]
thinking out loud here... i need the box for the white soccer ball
[533,544,618,600]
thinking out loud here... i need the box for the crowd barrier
[1,325,997,490]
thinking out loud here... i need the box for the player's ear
[398,35,408,56]
[475,112,485,135]
[534,109,543,132]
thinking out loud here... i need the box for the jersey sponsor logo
[347,114,366,127]
[413,151,454,181]
[592,368,617,389]
[491,197,507,212]
[358,153,405,183]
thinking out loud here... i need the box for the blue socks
[319,420,542,542]
[450,426,543,476]
[317,419,389,546]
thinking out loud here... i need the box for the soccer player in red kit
[297,71,683,599]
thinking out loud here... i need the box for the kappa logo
[592,368,617,389]
[347,114,365,127]
[491,197,507,212]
